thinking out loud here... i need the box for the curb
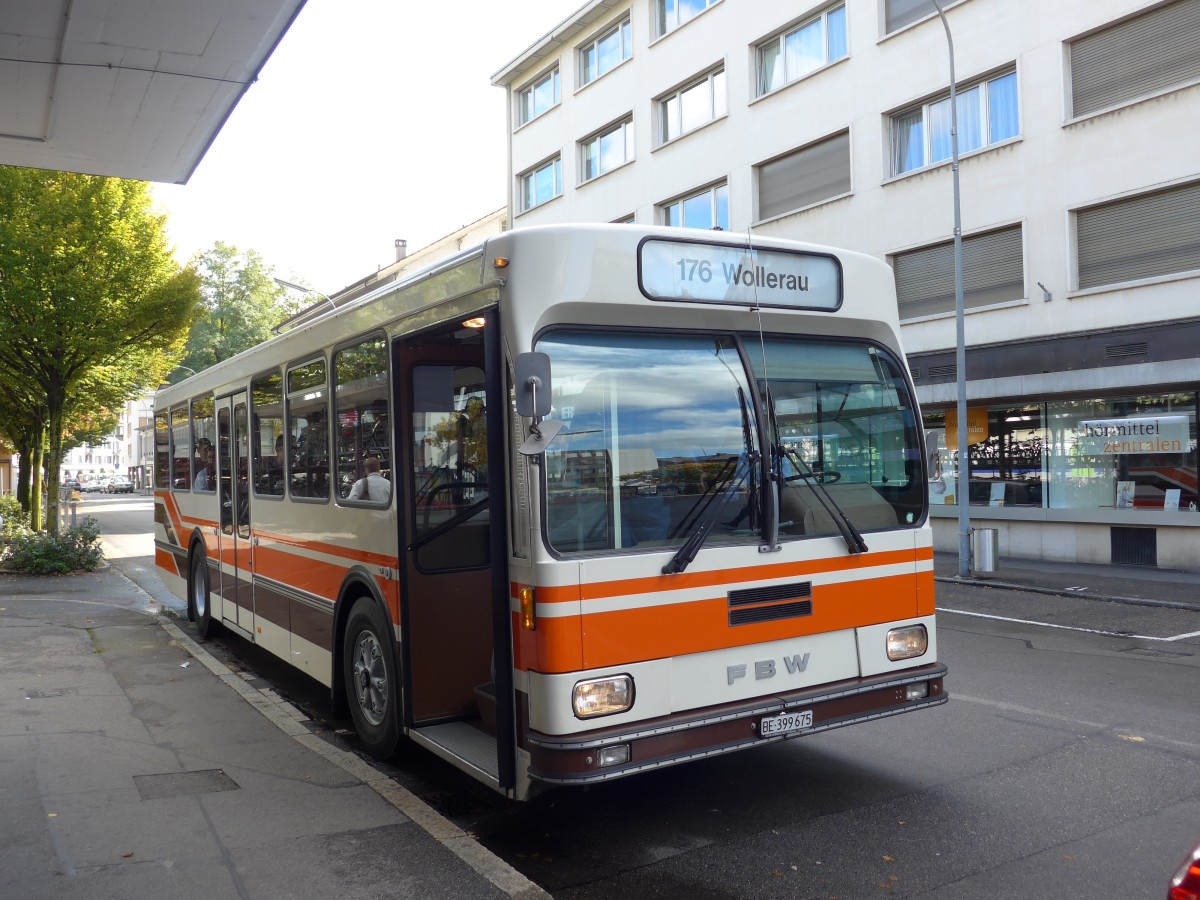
[934,574,1200,612]
[115,570,550,900]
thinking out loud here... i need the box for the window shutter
[1070,0,1200,117]
[1077,181,1200,289]
[894,225,1024,319]
[757,131,850,220]
[885,0,935,34]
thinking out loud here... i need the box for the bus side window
[333,334,392,505]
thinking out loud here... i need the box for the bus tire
[344,597,400,759]
[189,550,221,639]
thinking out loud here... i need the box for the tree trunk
[29,440,44,531]
[45,397,63,534]
[14,435,31,514]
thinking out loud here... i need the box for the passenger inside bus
[348,456,391,503]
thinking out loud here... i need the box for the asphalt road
[82,493,1200,898]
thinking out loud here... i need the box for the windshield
[536,330,924,557]
[537,331,761,555]
[750,338,925,537]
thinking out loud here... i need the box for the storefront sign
[945,407,989,447]
[1078,415,1188,455]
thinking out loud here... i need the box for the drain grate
[134,769,240,801]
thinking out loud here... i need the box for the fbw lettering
[675,257,810,292]
[727,652,810,684]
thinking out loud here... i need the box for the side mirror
[515,352,553,418]
[514,351,562,456]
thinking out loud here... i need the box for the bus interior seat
[780,482,898,535]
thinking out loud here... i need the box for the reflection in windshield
[536,331,924,557]
[751,338,924,538]
[538,332,761,555]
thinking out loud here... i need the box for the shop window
[925,392,1198,512]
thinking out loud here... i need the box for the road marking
[937,606,1199,643]
[952,693,1200,752]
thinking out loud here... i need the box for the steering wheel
[784,469,841,484]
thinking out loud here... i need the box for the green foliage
[0,495,32,544]
[1,515,104,575]
[175,242,304,378]
[0,166,202,530]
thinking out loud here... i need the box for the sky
[152,0,575,294]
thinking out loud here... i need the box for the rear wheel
[190,550,220,639]
[344,598,400,759]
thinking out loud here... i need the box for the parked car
[105,477,134,494]
[80,480,103,492]
[1169,834,1200,899]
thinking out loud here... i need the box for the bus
[153,224,946,800]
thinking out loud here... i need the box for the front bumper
[525,662,947,785]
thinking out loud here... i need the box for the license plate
[759,709,813,737]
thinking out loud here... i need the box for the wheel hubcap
[351,631,387,727]
[192,561,207,618]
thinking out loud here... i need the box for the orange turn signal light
[519,586,536,631]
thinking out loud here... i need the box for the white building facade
[493,0,1200,570]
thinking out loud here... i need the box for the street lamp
[930,0,971,578]
[274,277,336,312]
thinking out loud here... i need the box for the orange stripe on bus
[155,547,181,576]
[252,528,398,568]
[536,546,931,605]
[570,571,922,671]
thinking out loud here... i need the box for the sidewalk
[934,551,1200,611]
[0,568,548,900]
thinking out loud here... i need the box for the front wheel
[343,598,400,759]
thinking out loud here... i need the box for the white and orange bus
[153,224,946,800]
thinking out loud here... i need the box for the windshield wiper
[778,443,868,554]
[662,453,751,575]
[763,387,866,555]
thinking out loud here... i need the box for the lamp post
[274,277,335,312]
[930,0,971,578]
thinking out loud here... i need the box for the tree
[175,242,303,379]
[0,167,201,530]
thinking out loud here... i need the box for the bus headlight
[886,624,928,661]
[572,675,634,719]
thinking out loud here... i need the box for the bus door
[216,393,254,635]
[394,315,512,783]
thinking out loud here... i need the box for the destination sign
[639,238,841,310]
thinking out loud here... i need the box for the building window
[757,4,847,96]
[581,117,634,182]
[1070,0,1200,118]
[891,69,1018,176]
[892,224,1023,320]
[660,182,729,230]
[518,66,560,126]
[659,68,726,143]
[1076,181,1200,290]
[756,130,851,220]
[580,17,632,85]
[656,0,719,37]
[520,157,563,211]
[885,0,965,34]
